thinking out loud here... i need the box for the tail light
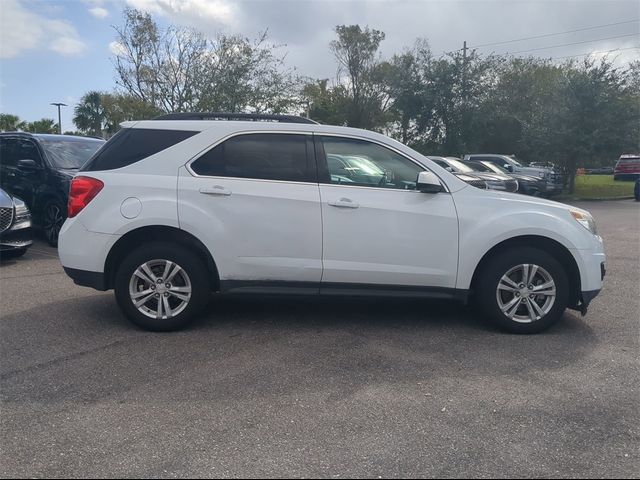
[68,176,104,218]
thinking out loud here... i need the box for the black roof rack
[154,112,318,125]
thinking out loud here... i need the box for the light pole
[50,102,67,134]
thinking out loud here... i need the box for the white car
[59,113,605,333]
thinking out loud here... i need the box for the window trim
[314,132,450,193]
[186,130,317,185]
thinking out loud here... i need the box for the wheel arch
[469,235,582,308]
[104,225,220,291]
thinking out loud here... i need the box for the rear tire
[475,247,569,334]
[43,199,66,247]
[114,242,211,331]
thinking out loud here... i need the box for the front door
[316,135,459,290]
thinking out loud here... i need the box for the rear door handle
[199,186,232,196]
[328,198,359,209]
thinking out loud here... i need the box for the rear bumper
[63,267,109,291]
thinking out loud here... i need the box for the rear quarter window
[82,128,198,171]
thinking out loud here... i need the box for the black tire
[43,199,66,247]
[475,247,570,334]
[114,242,211,331]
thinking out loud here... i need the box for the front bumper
[570,235,606,314]
[63,267,108,291]
[0,219,33,252]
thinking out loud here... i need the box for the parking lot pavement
[0,200,638,479]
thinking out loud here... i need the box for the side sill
[220,280,468,301]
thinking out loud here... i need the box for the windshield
[40,138,105,169]
[476,161,508,174]
[445,158,475,173]
[507,155,523,167]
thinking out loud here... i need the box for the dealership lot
[1,201,638,478]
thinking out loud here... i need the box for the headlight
[570,210,597,235]
[13,197,30,220]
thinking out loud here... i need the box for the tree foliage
[112,8,300,114]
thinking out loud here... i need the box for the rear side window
[82,128,197,171]
[190,133,312,182]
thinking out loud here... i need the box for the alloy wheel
[128,259,192,320]
[496,263,556,323]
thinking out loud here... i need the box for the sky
[0,0,638,132]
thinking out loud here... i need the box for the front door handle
[199,186,232,196]
[328,198,359,209]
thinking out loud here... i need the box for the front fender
[453,190,591,289]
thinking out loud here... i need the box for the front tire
[114,243,211,331]
[475,247,569,334]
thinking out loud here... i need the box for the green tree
[330,25,389,129]
[0,113,25,132]
[112,8,299,114]
[22,119,58,134]
[73,91,106,137]
[101,93,161,136]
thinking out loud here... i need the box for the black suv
[0,133,105,246]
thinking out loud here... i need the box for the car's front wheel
[476,247,569,334]
[114,243,211,331]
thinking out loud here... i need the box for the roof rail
[153,112,318,125]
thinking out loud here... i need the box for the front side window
[190,133,311,182]
[321,136,422,190]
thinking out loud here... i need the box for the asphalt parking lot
[1,200,638,478]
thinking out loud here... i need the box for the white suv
[59,113,605,333]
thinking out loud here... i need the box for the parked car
[429,156,518,193]
[464,159,545,196]
[0,187,32,258]
[613,154,640,181]
[463,154,563,196]
[635,178,640,201]
[59,112,605,334]
[0,132,105,246]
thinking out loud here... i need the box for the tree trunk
[567,157,578,194]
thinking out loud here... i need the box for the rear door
[178,132,323,292]
[316,135,459,290]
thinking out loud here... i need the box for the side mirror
[504,164,514,173]
[17,159,40,171]
[417,171,444,193]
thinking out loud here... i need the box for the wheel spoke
[141,263,158,283]
[525,298,538,321]
[162,296,172,318]
[134,292,155,308]
[156,297,163,319]
[499,275,519,291]
[131,288,153,299]
[162,260,173,281]
[165,264,182,283]
[134,268,155,285]
[500,296,521,318]
[170,291,190,302]
[529,297,546,318]
[532,280,555,295]
[527,265,538,285]
[521,264,529,285]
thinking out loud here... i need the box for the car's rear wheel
[43,199,65,247]
[476,247,569,334]
[114,243,210,331]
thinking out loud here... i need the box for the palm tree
[0,113,25,132]
[73,91,105,137]
[23,119,58,134]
